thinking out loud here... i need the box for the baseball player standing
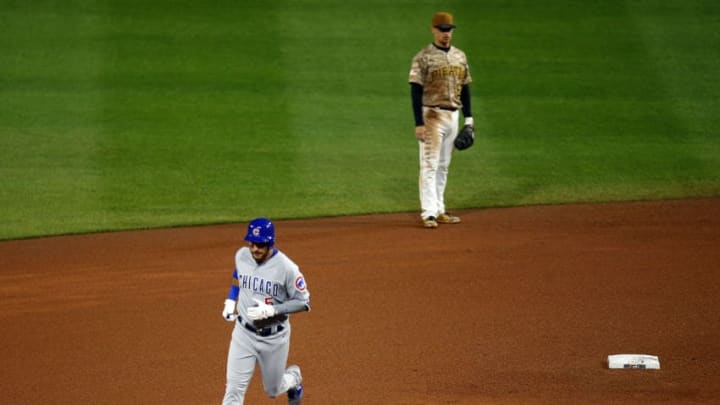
[409,11,474,228]
[221,218,310,405]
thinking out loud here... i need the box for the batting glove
[222,299,237,322]
[247,298,277,321]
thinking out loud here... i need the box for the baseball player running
[221,218,310,405]
[409,11,474,228]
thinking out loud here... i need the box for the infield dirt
[2,198,719,404]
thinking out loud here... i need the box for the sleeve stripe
[227,285,239,300]
[227,268,240,300]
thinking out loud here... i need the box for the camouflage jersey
[408,44,472,110]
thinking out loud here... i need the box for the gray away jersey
[233,247,310,324]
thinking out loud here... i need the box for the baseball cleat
[437,213,461,224]
[287,365,303,405]
[422,216,438,228]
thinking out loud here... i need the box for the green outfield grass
[1,0,719,240]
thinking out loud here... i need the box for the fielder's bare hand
[415,126,427,142]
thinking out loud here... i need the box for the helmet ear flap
[244,218,275,246]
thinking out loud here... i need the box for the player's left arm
[272,298,310,315]
[460,56,473,126]
[460,84,473,127]
[248,267,310,322]
[278,267,311,314]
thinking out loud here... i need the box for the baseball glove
[454,124,474,151]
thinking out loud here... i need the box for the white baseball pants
[419,107,459,219]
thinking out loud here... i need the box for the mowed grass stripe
[1,1,719,239]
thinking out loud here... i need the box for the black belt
[238,318,285,337]
[425,105,457,111]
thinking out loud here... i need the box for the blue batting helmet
[244,217,275,245]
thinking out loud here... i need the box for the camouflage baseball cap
[432,12,455,30]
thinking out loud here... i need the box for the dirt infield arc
[1,198,719,404]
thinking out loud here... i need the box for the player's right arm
[227,269,240,301]
[221,259,241,321]
[411,84,427,142]
[409,53,427,142]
